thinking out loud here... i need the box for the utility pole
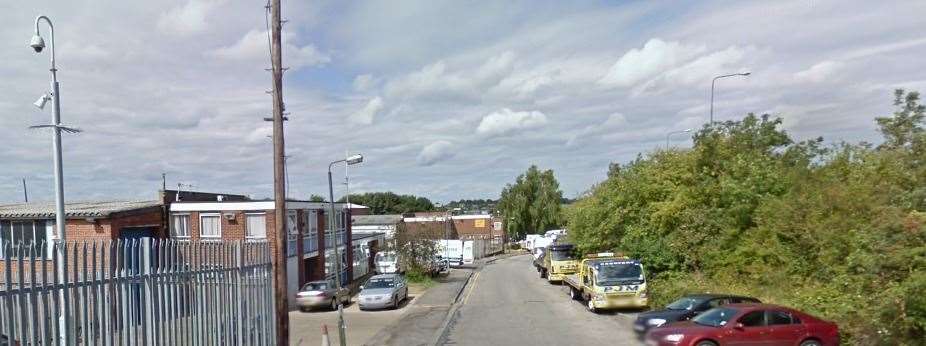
[22,178,28,203]
[269,0,289,344]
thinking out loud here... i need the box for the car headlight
[646,318,666,327]
[639,290,647,298]
[664,334,684,342]
[594,294,606,301]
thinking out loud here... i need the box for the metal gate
[0,239,275,345]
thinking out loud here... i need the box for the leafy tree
[565,90,926,343]
[308,194,326,202]
[498,165,564,239]
[338,192,435,214]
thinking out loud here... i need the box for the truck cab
[541,243,578,283]
[563,252,648,312]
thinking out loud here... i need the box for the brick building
[168,199,362,308]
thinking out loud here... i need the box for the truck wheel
[569,288,579,301]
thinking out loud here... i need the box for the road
[441,254,643,346]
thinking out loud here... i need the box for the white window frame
[245,213,267,239]
[0,220,51,259]
[199,213,222,239]
[171,213,191,238]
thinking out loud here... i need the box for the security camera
[30,35,45,53]
[34,94,50,110]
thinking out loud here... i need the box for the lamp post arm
[35,16,56,73]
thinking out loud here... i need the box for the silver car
[358,274,408,310]
[296,280,351,312]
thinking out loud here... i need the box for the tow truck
[563,252,648,313]
[541,243,578,283]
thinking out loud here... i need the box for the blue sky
[1,0,925,203]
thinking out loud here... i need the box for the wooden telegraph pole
[269,0,290,344]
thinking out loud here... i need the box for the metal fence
[0,238,275,345]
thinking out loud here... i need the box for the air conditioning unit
[223,213,236,221]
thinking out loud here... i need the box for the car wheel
[799,339,821,346]
[695,341,718,346]
[331,299,339,311]
[299,307,309,313]
[568,288,578,300]
[393,296,399,309]
[586,299,598,313]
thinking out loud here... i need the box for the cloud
[566,112,626,146]
[157,0,222,36]
[353,74,377,92]
[416,141,455,166]
[349,97,384,125]
[384,51,516,101]
[599,39,705,88]
[794,60,844,83]
[476,108,548,137]
[208,29,330,70]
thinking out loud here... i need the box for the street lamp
[710,72,750,123]
[327,153,363,346]
[666,129,693,149]
[31,15,79,345]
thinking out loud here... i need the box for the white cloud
[599,38,705,88]
[349,97,384,125]
[157,0,222,36]
[385,51,516,101]
[476,108,548,137]
[794,60,844,83]
[566,112,627,146]
[416,141,455,166]
[353,74,376,92]
[209,29,330,70]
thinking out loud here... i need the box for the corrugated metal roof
[0,200,161,219]
[351,214,402,226]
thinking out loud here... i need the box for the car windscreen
[666,297,704,310]
[594,261,643,285]
[691,307,739,327]
[376,253,397,262]
[365,278,396,289]
[302,282,328,291]
[550,248,575,261]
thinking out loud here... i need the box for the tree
[498,165,564,239]
[876,89,925,150]
[308,194,326,202]
[338,192,435,214]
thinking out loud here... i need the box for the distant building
[352,214,402,239]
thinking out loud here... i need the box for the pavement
[289,267,474,346]
[439,254,644,346]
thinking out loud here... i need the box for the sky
[1,0,925,204]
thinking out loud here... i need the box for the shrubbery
[567,90,926,344]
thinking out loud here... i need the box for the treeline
[337,192,436,214]
[567,90,925,344]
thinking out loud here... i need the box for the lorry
[540,243,578,283]
[563,252,648,313]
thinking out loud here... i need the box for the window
[303,211,318,253]
[171,214,191,238]
[287,211,298,256]
[767,311,794,325]
[738,311,766,327]
[707,298,730,308]
[200,214,221,238]
[246,213,266,239]
[0,220,49,258]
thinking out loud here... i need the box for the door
[726,310,772,346]
[765,310,806,344]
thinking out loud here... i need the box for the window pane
[287,211,298,235]
[767,311,792,325]
[738,311,765,327]
[247,214,266,238]
[34,221,47,258]
[0,221,11,246]
[172,215,190,237]
[201,215,221,237]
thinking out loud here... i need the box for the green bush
[566,90,926,344]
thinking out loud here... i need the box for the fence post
[235,241,244,346]
[142,238,154,345]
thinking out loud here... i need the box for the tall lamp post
[31,15,79,344]
[710,72,750,123]
[666,129,692,149]
[328,153,363,346]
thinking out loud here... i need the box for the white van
[374,251,402,274]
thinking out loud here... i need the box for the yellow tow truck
[563,252,648,313]
[541,243,578,283]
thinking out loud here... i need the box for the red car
[644,303,839,346]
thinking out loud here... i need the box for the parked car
[634,294,761,337]
[644,303,840,346]
[375,251,403,274]
[358,274,409,310]
[295,280,351,312]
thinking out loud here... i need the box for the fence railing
[0,238,275,346]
